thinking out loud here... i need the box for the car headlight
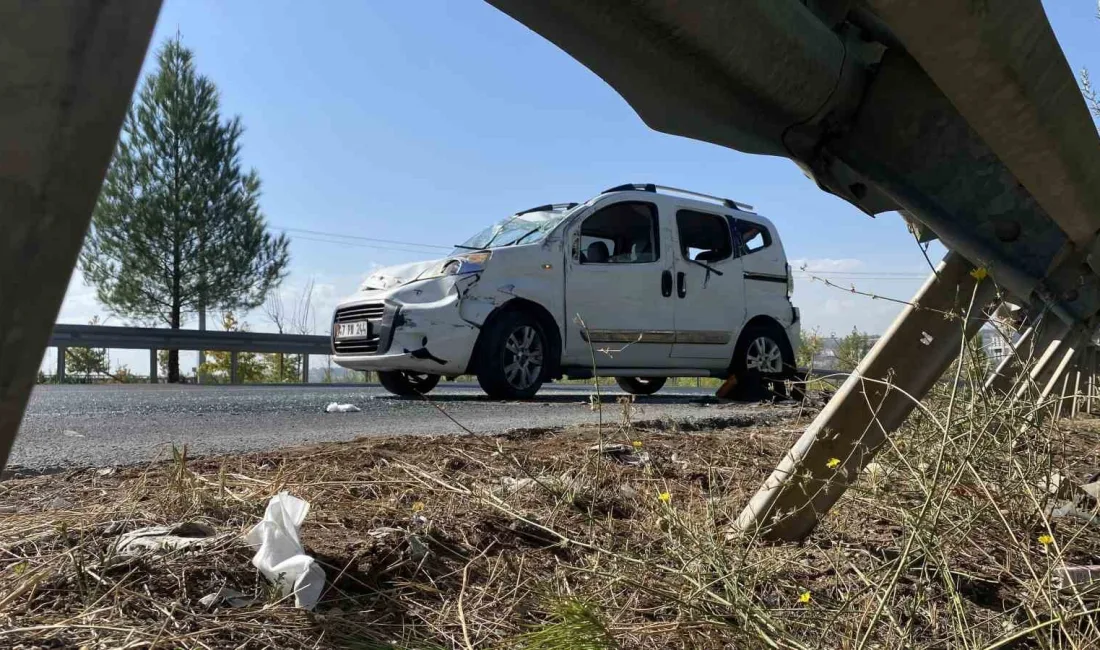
[443,251,491,275]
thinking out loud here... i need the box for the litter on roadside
[245,491,325,610]
[117,521,218,555]
[199,586,255,609]
[325,402,360,413]
[1051,565,1100,594]
[588,442,650,466]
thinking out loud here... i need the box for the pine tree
[66,317,109,381]
[80,37,289,382]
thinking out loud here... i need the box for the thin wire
[284,233,448,256]
[272,225,452,251]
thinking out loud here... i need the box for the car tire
[378,370,440,397]
[731,323,795,400]
[476,310,548,400]
[615,376,667,395]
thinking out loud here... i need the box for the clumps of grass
[3,350,1100,648]
[517,598,617,650]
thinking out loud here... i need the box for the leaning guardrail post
[736,252,998,541]
[983,316,1071,401]
[1018,327,1085,404]
[0,2,161,473]
[1069,360,1078,417]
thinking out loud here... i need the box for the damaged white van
[331,184,800,399]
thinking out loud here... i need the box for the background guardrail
[49,324,331,384]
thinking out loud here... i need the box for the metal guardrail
[48,324,331,384]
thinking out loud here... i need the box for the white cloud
[789,258,865,273]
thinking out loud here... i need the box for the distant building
[979,326,1015,366]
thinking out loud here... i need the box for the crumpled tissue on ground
[325,402,360,413]
[245,491,325,609]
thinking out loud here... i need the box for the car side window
[577,201,659,264]
[676,209,733,262]
[731,218,771,257]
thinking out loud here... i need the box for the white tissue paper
[325,402,360,413]
[245,491,326,609]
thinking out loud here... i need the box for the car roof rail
[601,183,754,212]
[515,202,580,216]
[602,183,656,194]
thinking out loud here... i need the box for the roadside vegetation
[4,340,1100,648]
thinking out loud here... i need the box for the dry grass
[2,380,1100,648]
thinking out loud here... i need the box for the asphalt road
[9,383,779,471]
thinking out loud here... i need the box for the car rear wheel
[378,370,440,397]
[476,310,547,400]
[615,376,667,395]
[731,322,795,400]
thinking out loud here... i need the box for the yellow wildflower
[826,457,841,469]
[411,501,425,512]
[969,267,988,281]
[798,591,811,604]
[658,491,671,503]
[1038,533,1054,546]
[632,440,643,449]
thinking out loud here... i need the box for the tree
[197,312,267,383]
[80,37,290,383]
[66,347,108,381]
[833,327,874,372]
[262,279,315,383]
[66,316,109,381]
[797,328,824,369]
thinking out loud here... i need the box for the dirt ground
[2,395,1099,649]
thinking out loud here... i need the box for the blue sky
[55,0,1100,372]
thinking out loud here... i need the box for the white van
[331,184,800,399]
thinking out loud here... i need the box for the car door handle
[661,270,672,297]
[677,272,686,298]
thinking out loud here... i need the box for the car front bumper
[331,291,480,376]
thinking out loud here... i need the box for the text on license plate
[336,321,371,339]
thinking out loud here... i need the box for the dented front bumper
[331,275,488,376]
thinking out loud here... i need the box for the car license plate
[335,320,371,339]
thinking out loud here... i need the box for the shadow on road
[388,393,724,406]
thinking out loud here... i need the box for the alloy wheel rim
[503,325,544,389]
[745,336,783,374]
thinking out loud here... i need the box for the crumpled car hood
[361,258,449,291]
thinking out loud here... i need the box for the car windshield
[455,205,574,252]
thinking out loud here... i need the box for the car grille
[332,303,385,354]
[334,303,385,322]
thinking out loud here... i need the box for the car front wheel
[378,370,440,397]
[615,376,666,395]
[476,310,547,400]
